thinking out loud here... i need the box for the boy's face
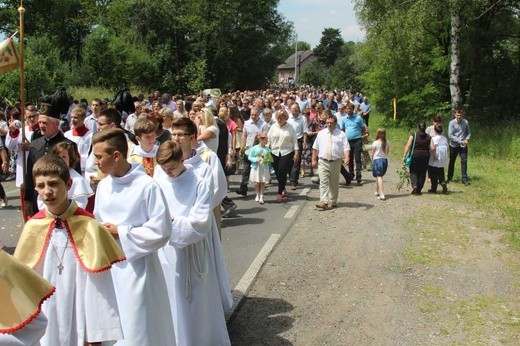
[136,132,156,152]
[71,112,85,128]
[160,160,185,178]
[93,142,118,175]
[35,175,71,214]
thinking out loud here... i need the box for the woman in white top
[371,128,390,200]
[196,108,219,152]
[267,109,299,203]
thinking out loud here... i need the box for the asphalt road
[0,173,311,291]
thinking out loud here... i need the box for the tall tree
[313,28,344,68]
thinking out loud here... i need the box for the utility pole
[294,33,298,86]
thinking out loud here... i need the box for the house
[277,50,315,86]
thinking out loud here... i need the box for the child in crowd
[248,133,272,204]
[428,123,448,194]
[36,142,93,211]
[371,128,389,200]
[127,117,158,176]
[14,154,125,345]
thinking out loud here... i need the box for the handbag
[404,133,416,167]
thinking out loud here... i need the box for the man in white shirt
[124,101,144,134]
[84,98,102,134]
[236,108,266,196]
[312,115,350,210]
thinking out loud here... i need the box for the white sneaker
[378,195,386,201]
[259,198,264,204]
[255,195,260,202]
[374,191,379,197]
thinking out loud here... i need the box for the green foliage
[313,28,344,68]
[299,60,329,89]
[0,35,69,103]
[356,0,520,124]
[0,0,293,94]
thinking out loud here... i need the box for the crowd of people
[0,87,471,345]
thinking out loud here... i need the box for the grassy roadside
[370,112,520,248]
[370,112,520,342]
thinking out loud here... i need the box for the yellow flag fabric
[0,35,19,74]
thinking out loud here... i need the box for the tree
[355,0,520,124]
[313,28,344,68]
[299,60,329,88]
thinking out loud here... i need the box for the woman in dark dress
[403,121,431,195]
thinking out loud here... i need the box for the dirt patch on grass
[228,162,520,344]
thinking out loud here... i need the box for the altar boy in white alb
[14,154,125,345]
[92,128,175,346]
[154,141,231,346]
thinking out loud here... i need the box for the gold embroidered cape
[14,202,125,273]
[0,250,55,333]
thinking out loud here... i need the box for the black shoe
[462,180,470,186]
[345,180,351,186]
[356,177,362,185]
[235,188,247,196]
[427,189,436,194]
[441,183,448,194]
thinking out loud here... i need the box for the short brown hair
[99,108,122,127]
[51,141,79,168]
[171,117,197,135]
[133,118,156,137]
[156,141,183,165]
[33,154,70,183]
[71,106,86,119]
[92,128,129,157]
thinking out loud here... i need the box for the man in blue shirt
[340,103,366,185]
[360,97,371,126]
[447,109,471,185]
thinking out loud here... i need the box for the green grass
[371,112,520,343]
[370,113,520,249]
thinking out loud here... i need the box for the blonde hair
[218,107,229,120]
[199,108,217,128]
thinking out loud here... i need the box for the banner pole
[18,1,27,220]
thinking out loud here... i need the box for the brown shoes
[329,202,338,208]
[315,202,328,210]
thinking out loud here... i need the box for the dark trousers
[239,153,252,191]
[289,138,304,185]
[447,146,468,182]
[272,152,294,194]
[428,166,446,192]
[0,182,5,199]
[347,138,363,180]
[410,156,429,193]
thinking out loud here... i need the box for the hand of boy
[104,223,119,239]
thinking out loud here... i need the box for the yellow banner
[0,35,19,74]
[393,97,397,121]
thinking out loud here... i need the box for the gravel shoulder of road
[227,161,520,345]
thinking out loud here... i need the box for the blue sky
[277,0,365,48]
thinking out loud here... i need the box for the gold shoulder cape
[14,202,126,273]
[0,250,55,334]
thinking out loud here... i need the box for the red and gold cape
[14,201,126,273]
[0,250,55,334]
